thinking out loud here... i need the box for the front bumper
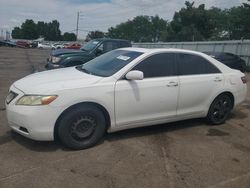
[5,86,62,141]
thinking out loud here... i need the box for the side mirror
[125,70,144,80]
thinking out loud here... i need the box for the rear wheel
[207,94,233,125]
[58,105,106,150]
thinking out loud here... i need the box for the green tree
[37,21,46,37]
[151,15,168,42]
[20,19,39,39]
[86,30,105,40]
[227,0,250,39]
[45,20,61,41]
[62,32,77,41]
[107,15,167,42]
[207,7,229,40]
[11,19,63,40]
[165,2,214,41]
[11,27,23,39]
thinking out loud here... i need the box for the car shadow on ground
[9,131,68,152]
[105,118,205,142]
[0,118,206,152]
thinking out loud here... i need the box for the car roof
[204,51,239,57]
[120,47,207,55]
[93,38,131,42]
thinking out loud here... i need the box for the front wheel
[58,105,106,150]
[207,94,233,125]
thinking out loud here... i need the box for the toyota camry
[5,48,247,149]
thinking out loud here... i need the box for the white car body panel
[115,76,179,126]
[177,73,224,116]
[5,48,247,141]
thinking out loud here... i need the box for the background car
[64,43,82,49]
[0,40,16,47]
[29,41,38,48]
[16,40,30,48]
[52,43,64,50]
[6,48,247,149]
[38,42,52,49]
[45,38,132,69]
[204,52,246,72]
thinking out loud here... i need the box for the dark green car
[45,38,131,69]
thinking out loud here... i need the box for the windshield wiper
[81,67,92,74]
[76,66,90,74]
[76,66,100,76]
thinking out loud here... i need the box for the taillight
[241,76,247,84]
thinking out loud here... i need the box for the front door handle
[167,81,178,87]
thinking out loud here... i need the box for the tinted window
[132,53,177,78]
[104,41,118,52]
[80,50,143,77]
[177,53,220,75]
[119,41,131,47]
[81,40,100,51]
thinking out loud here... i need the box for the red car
[64,43,82,49]
[16,40,30,48]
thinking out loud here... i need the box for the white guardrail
[132,40,250,68]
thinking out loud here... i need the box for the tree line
[12,20,76,41]
[105,0,250,42]
[12,0,250,42]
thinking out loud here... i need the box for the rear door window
[177,53,220,75]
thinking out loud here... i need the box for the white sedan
[37,42,52,49]
[5,48,247,149]
[52,43,64,50]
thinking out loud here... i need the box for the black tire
[57,105,106,150]
[207,94,233,125]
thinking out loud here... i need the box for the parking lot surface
[0,47,250,188]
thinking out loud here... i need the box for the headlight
[16,95,58,106]
[52,56,61,63]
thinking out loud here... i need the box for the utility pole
[76,11,79,41]
[1,29,3,39]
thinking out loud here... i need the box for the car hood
[52,49,87,56]
[13,67,103,94]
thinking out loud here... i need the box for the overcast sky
[0,0,247,39]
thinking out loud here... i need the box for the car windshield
[81,40,100,51]
[78,50,143,77]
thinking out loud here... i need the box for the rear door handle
[214,77,222,82]
[167,81,178,87]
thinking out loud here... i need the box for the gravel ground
[0,47,250,188]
